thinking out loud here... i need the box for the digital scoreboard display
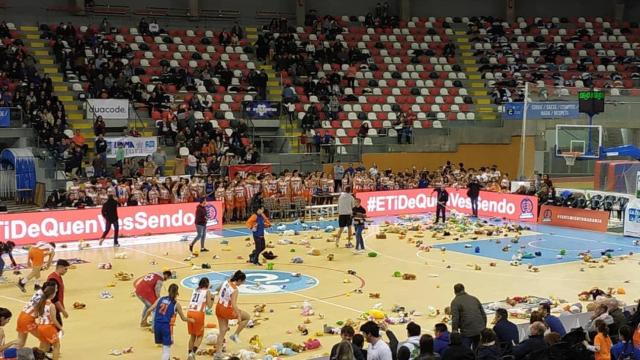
[578,90,605,114]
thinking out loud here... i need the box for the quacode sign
[355,188,538,222]
[0,202,223,245]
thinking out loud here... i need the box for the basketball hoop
[561,152,581,166]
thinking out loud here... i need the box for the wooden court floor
[0,219,638,360]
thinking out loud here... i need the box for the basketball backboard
[555,124,602,159]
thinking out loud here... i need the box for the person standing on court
[98,194,119,247]
[450,283,486,350]
[336,186,355,248]
[46,260,70,330]
[246,205,271,266]
[433,185,449,223]
[189,198,209,254]
[466,177,482,217]
[334,160,345,192]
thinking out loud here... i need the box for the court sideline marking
[125,246,366,314]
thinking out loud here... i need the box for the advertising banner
[0,201,223,245]
[0,107,10,127]
[502,101,580,120]
[538,205,609,232]
[105,137,158,158]
[624,198,640,237]
[229,164,273,178]
[87,99,129,119]
[355,188,538,222]
[242,100,281,119]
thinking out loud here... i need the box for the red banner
[355,188,538,222]
[228,164,272,178]
[0,201,223,245]
[538,205,609,232]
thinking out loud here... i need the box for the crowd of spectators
[466,16,640,104]
[0,22,90,176]
[257,7,422,144]
[30,19,261,178]
[328,284,640,360]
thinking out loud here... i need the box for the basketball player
[187,278,214,360]
[17,242,56,293]
[15,281,57,348]
[135,271,173,327]
[35,287,62,360]
[214,270,251,359]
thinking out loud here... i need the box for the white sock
[161,345,170,360]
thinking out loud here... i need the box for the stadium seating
[278,16,476,145]
[469,16,640,103]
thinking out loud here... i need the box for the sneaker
[187,352,196,360]
[345,242,354,248]
[98,238,104,246]
[17,279,26,293]
[114,243,121,247]
[229,334,240,343]
[200,248,209,252]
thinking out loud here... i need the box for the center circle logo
[181,270,319,295]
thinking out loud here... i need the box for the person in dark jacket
[189,198,209,254]
[476,328,501,360]
[0,241,16,279]
[442,332,474,360]
[607,298,628,343]
[99,194,119,247]
[493,308,519,352]
[433,185,449,223]
[329,325,366,360]
[450,283,486,350]
[466,177,483,217]
[513,322,547,360]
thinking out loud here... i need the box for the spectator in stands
[513,322,547,360]
[611,326,640,360]
[442,332,474,360]
[148,18,160,35]
[358,122,370,141]
[95,134,108,175]
[607,298,628,342]
[538,303,566,336]
[327,95,340,120]
[73,191,94,208]
[94,116,106,136]
[0,21,10,39]
[492,308,519,350]
[477,328,501,360]
[433,323,450,356]
[231,22,244,40]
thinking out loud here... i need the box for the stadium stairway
[19,25,96,152]
[450,24,498,121]
[245,25,300,153]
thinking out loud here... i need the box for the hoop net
[560,152,581,166]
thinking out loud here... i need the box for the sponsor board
[87,99,129,119]
[355,188,537,222]
[502,101,580,120]
[181,270,318,294]
[0,201,223,245]
[624,198,640,237]
[538,205,609,232]
[105,137,158,158]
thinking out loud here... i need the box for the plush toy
[402,273,416,280]
[304,339,321,350]
[376,233,387,239]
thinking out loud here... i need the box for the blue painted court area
[439,224,639,266]
[210,219,339,238]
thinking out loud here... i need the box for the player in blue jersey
[143,284,193,360]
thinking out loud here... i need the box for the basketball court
[1,212,638,360]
